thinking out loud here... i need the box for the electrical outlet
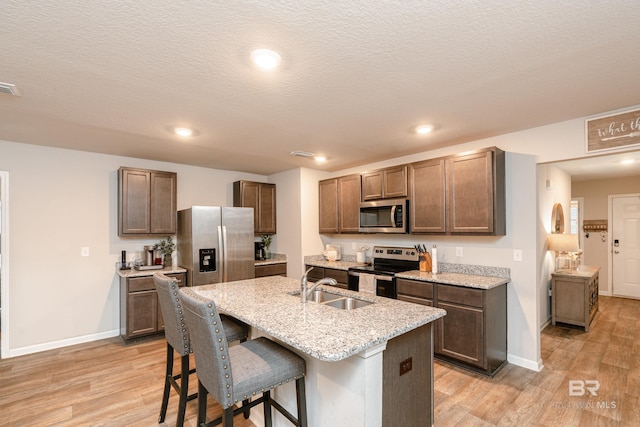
[456,247,463,257]
[399,357,412,376]
[81,247,90,257]
[513,249,523,261]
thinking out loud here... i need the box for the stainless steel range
[348,246,419,298]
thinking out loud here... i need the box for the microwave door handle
[390,205,397,226]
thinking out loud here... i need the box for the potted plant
[261,234,272,259]
[157,236,176,267]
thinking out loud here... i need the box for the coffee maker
[254,241,266,260]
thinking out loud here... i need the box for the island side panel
[382,323,433,427]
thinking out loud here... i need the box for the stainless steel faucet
[301,266,337,303]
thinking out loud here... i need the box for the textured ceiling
[1,1,640,175]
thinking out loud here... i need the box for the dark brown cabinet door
[409,159,446,233]
[319,175,361,234]
[150,171,177,234]
[127,290,158,338]
[435,302,484,368]
[361,170,384,201]
[361,165,408,201]
[119,168,151,234]
[446,148,505,235]
[255,263,287,278]
[383,165,408,199]
[119,167,177,235]
[338,174,361,233]
[234,181,276,234]
[319,178,339,233]
[258,183,276,234]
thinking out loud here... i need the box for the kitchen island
[191,276,446,427]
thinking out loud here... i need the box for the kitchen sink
[324,297,374,310]
[307,289,344,303]
[289,290,374,310]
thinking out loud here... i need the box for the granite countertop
[116,266,186,278]
[395,270,509,290]
[254,253,287,266]
[304,255,366,271]
[190,276,445,362]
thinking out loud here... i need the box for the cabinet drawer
[306,265,325,281]
[437,284,483,308]
[323,268,349,284]
[129,276,155,292]
[397,278,433,299]
[398,295,433,306]
[255,263,287,278]
[128,273,184,292]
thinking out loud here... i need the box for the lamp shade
[548,233,579,252]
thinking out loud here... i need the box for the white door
[612,195,640,298]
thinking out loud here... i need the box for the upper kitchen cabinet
[446,147,505,235]
[233,180,276,234]
[409,158,446,233]
[361,165,408,201]
[319,174,361,234]
[118,167,177,236]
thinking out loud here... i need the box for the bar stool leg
[197,380,207,426]
[159,343,174,423]
[263,390,273,427]
[296,378,308,427]
[176,354,190,427]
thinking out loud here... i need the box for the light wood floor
[1,295,638,426]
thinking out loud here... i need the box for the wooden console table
[551,266,599,331]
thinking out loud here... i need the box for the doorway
[611,194,640,299]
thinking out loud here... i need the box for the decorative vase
[163,254,172,267]
[265,247,271,259]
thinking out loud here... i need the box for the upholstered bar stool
[179,287,308,427]
[154,273,249,427]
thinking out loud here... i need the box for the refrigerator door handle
[222,225,229,282]
[217,225,224,282]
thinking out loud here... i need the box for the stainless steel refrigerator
[177,206,255,286]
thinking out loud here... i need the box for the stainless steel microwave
[359,199,408,233]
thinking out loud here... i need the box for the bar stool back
[154,273,248,427]
[180,287,308,427]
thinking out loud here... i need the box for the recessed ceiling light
[620,159,635,165]
[415,125,434,135]
[173,127,194,137]
[251,49,281,70]
[314,155,327,163]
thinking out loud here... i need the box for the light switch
[455,247,463,257]
[81,247,90,257]
[513,249,523,261]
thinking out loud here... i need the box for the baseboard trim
[507,353,544,372]
[8,329,120,358]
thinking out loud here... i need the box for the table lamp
[548,233,580,273]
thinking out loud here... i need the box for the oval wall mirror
[551,203,564,234]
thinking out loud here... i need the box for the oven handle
[348,271,393,282]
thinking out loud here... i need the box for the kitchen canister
[356,251,366,263]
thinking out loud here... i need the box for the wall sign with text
[586,108,640,153]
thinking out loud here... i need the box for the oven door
[347,271,397,299]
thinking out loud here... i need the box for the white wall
[0,140,266,357]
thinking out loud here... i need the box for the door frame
[0,171,9,359]
[608,192,640,299]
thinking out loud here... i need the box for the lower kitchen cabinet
[119,271,186,343]
[305,264,348,289]
[397,278,507,376]
[255,262,287,278]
